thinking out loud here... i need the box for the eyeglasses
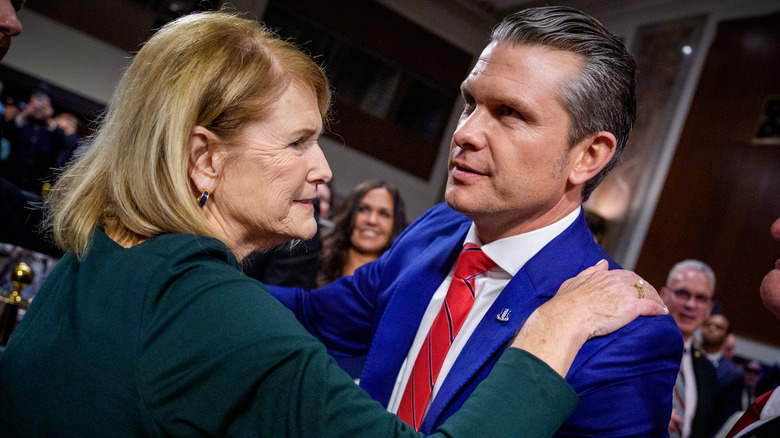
[672,288,712,306]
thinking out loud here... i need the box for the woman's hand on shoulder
[511,260,667,377]
[553,260,667,339]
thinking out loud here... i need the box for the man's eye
[462,94,475,110]
[500,106,518,117]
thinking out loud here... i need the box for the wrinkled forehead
[468,41,582,79]
[462,42,582,110]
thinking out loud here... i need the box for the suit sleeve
[265,204,453,356]
[555,315,683,437]
[266,269,382,355]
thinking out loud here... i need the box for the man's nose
[0,1,22,37]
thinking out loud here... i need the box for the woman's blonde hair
[47,11,331,257]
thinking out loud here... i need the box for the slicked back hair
[490,6,636,201]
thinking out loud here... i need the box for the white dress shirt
[386,207,581,417]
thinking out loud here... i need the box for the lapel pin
[496,308,511,322]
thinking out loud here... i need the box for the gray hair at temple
[667,259,717,292]
[490,6,637,201]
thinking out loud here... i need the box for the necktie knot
[453,242,496,280]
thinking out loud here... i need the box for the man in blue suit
[268,6,681,436]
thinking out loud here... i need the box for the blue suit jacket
[269,203,682,436]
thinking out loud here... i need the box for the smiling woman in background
[0,10,668,438]
[318,180,406,286]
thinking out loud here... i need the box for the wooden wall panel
[636,12,780,347]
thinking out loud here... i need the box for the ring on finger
[634,279,645,299]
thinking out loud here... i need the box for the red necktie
[397,242,496,430]
[726,389,775,438]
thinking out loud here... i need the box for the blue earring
[197,189,210,208]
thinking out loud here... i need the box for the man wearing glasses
[661,259,718,438]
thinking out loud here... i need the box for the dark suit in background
[243,199,322,290]
[690,346,720,438]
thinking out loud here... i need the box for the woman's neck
[342,248,379,277]
[105,226,148,248]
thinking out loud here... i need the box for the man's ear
[660,286,672,304]
[567,131,617,186]
[188,126,223,193]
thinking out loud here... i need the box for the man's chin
[444,183,476,211]
[444,189,472,215]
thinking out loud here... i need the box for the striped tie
[671,349,687,438]
[673,369,686,417]
[397,243,496,430]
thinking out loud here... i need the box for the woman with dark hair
[318,180,407,286]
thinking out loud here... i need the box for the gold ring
[635,279,645,299]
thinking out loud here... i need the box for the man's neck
[474,203,581,244]
[702,342,722,354]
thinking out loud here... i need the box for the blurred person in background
[317,180,406,286]
[725,217,780,437]
[0,0,60,257]
[702,314,745,426]
[661,259,719,438]
[52,112,80,168]
[0,0,22,61]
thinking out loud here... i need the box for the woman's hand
[511,260,667,377]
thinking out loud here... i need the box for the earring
[197,189,210,208]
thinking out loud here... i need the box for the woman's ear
[188,126,222,193]
[567,131,617,186]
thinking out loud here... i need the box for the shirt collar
[706,350,723,362]
[464,207,581,276]
[683,338,693,354]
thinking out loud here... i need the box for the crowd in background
[0,89,81,197]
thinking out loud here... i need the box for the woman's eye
[289,138,302,148]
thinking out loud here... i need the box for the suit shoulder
[404,203,469,235]
[577,314,683,365]
[623,314,682,345]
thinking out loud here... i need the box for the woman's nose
[308,143,332,185]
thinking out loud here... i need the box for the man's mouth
[450,160,488,183]
[452,158,487,174]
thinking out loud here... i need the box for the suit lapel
[423,268,548,431]
[360,221,471,406]
[422,211,601,430]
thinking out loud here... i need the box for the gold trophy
[0,262,35,346]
